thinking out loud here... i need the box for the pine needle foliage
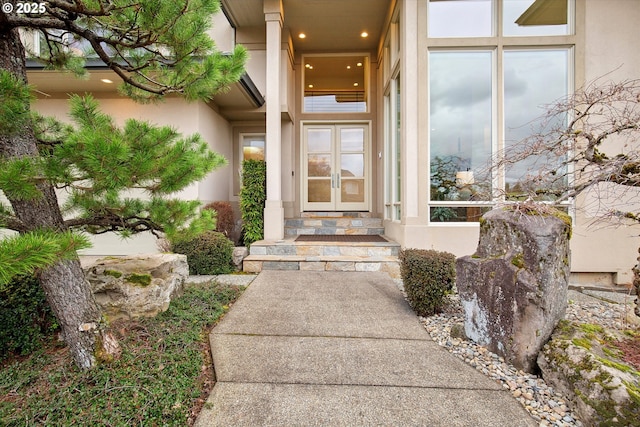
[0,75,226,284]
[0,230,91,287]
[0,71,34,136]
[5,0,247,102]
[46,94,224,240]
[0,0,246,369]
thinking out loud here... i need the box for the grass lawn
[0,280,244,426]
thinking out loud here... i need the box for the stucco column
[263,0,284,240]
[401,0,420,223]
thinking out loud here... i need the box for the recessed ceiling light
[100,78,113,84]
[347,65,351,69]
[360,31,368,38]
[308,84,314,88]
[353,83,359,87]
[299,33,306,39]
[305,63,311,68]
[357,62,363,67]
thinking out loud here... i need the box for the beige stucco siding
[197,102,234,205]
[569,0,640,280]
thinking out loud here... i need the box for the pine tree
[0,0,246,369]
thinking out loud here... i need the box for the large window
[503,0,569,36]
[428,0,493,38]
[427,0,574,223]
[429,51,494,223]
[428,0,570,38]
[504,50,569,199]
[383,17,401,221]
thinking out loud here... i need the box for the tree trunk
[0,25,112,369]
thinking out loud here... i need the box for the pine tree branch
[0,214,27,232]
[64,214,164,234]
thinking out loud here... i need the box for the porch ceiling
[26,67,264,121]
[222,0,392,52]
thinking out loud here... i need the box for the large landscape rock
[456,207,571,373]
[232,246,249,270]
[83,254,188,321]
[632,248,640,318]
[538,322,640,426]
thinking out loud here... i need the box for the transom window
[303,55,369,113]
[428,0,571,38]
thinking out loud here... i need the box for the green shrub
[239,159,266,246]
[171,231,235,275]
[399,248,456,317]
[0,275,58,360]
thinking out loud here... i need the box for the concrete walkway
[195,271,536,427]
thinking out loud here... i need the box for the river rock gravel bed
[419,290,638,427]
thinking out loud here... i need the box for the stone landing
[244,213,400,278]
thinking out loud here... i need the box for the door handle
[331,173,335,188]
[336,173,340,188]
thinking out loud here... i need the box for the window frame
[383,15,402,222]
[425,0,576,226]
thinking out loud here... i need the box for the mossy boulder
[456,207,571,373]
[84,254,188,321]
[538,321,640,426]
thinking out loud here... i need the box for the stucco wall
[209,9,236,53]
[569,0,640,281]
[197,102,234,204]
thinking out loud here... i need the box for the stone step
[284,217,384,236]
[243,238,401,278]
[249,240,399,257]
[299,212,374,218]
[243,255,400,277]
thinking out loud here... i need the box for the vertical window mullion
[495,45,505,202]
[394,74,401,221]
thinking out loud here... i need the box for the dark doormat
[294,234,388,243]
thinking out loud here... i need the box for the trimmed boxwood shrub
[1,275,58,360]
[171,231,235,275]
[399,248,456,317]
[239,159,266,247]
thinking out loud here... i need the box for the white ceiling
[27,1,392,119]
[222,0,391,52]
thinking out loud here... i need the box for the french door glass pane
[308,154,331,177]
[429,51,493,202]
[428,0,492,38]
[341,154,364,178]
[340,128,364,152]
[504,49,569,200]
[341,179,365,203]
[307,129,332,152]
[308,180,331,203]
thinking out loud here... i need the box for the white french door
[302,123,370,211]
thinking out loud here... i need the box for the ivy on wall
[239,160,266,246]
